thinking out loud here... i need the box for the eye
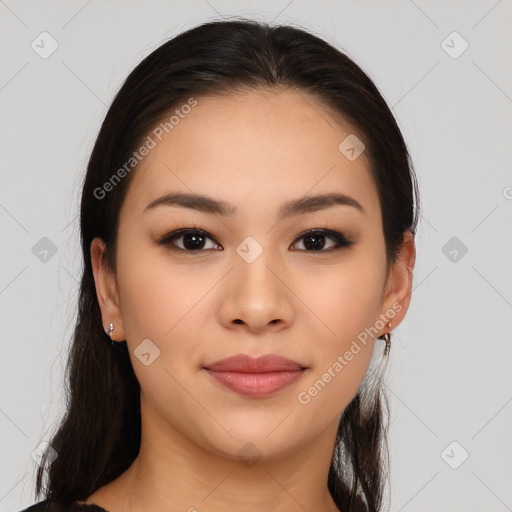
[158,227,354,253]
[158,227,221,252]
[290,229,354,252]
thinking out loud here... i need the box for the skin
[86,88,415,512]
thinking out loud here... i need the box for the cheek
[302,253,386,343]
[294,258,384,421]
[296,248,386,406]
[115,250,206,398]
[115,243,217,382]
[116,244,201,337]
[116,256,169,338]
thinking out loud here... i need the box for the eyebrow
[143,191,364,219]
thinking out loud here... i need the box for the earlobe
[380,230,416,333]
[90,237,126,341]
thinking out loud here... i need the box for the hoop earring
[383,332,391,356]
[383,321,391,356]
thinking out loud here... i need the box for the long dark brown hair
[34,18,419,512]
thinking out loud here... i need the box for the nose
[217,252,294,334]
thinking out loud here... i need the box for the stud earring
[105,322,116,346]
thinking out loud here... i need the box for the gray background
[1,1,511,511]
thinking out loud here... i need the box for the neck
[86,398,342,512]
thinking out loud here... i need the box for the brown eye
[291,230,354,252]
[158,228,221,252]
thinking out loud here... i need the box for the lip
[204,354,306,373]
[203,354,308,398]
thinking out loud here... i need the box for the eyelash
[157,226,355,253]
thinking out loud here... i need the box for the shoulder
[19,499,109,512]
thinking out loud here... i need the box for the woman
[22,17,418,512]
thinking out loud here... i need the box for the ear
[379,229,416,335]
[90,237,126,342]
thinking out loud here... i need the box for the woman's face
[92,88,414,462]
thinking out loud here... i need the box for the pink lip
[203,354,308,398]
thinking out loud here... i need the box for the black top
[19,500,108,512]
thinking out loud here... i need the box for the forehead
[119,88,380,222]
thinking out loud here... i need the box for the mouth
[203,353,308,398]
